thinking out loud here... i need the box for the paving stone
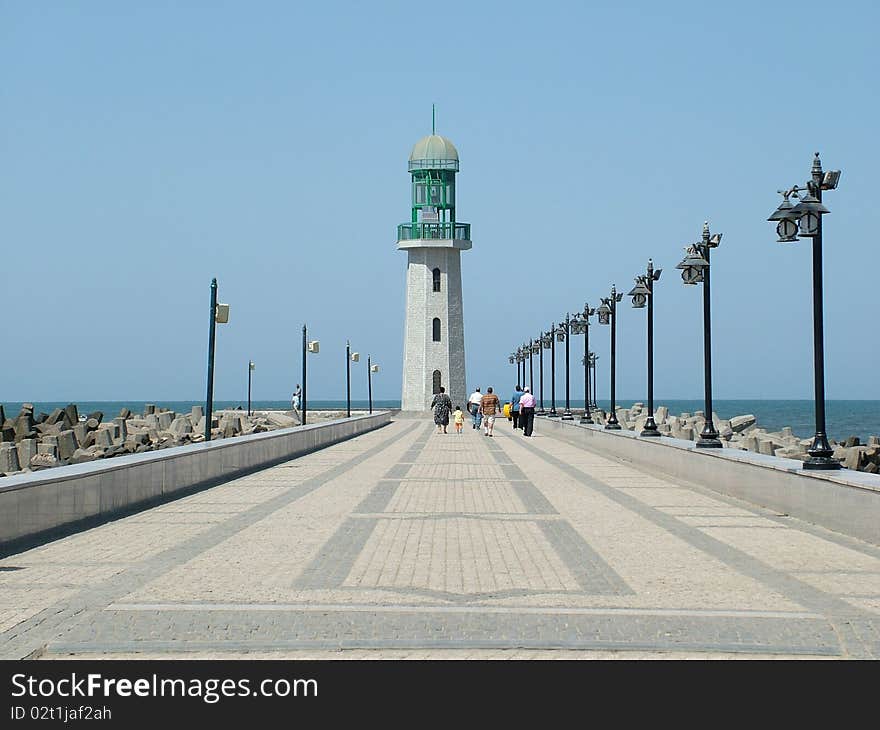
[3,417,880,660]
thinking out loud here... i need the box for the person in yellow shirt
[453,406,465,434]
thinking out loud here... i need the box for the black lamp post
[768,152,841,470]
[528,339,535,393]
[301,325,319,426]
[597,285,623,429]
[548,323,559,417]
[367,357,379,414]
[346,341,351,418]
[676,222,722,448]
[204,278,230,442]
[561,314,574,420]
[629,260,662,437]
[537,333,549,415]
[345,342,359,418]
[247,360,255,417]
[571,304,595,424]
[589,352,599,410]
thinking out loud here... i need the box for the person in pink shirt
[519,386,536,436]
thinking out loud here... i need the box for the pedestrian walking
[291,384,302,413]
[431,387,453,434]
[519,386,536,436]
[453,405,464,434]
[480,387,501,437]
[467,387,483,429]
[510,384,523,430]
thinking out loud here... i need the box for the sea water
[2,399,878,443]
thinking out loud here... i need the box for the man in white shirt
[467,388,483,429]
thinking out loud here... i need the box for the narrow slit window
[432,268,441,292]
[432,318,441,342]
[432,370,442,394]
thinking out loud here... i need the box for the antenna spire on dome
[432,103,435,135]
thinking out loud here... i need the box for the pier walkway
[2,415,880,659]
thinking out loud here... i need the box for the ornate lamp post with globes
[767,152,841,470]
[570,304,595,424]
[597,286,623,430]
[589,352,599,411]
[537,332,550,416]
[676,222,722,448]
[629,259,662,437]
[547,324,559,417]
[528,339,535,393]
[560,314,574,420]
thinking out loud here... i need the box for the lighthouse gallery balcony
[397,221,471,242]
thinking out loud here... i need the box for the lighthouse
[398,125,471,412]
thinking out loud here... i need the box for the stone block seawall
[0,412,390,550]
[535,415,880,547]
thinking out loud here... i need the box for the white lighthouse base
[400,241,468,412]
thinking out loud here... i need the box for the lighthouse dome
[408,134,459,172]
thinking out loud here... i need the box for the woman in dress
[430,386,453,434]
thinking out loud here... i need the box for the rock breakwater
[587,403,880,474]
[0,403,358,477]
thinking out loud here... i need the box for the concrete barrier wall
[536,416,880,546]
[0,412,391,549]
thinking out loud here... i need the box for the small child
[453,405,464,434]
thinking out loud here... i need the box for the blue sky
[1,1,877,403]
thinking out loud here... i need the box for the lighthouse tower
[398,126,471,412]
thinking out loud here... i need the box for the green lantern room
[398,133,471,243]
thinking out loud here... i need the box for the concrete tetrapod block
[37,442,58,457]
[73,423,89,447]
[157,412,174,430]
[730,414,757,433]
[169,417,192,436]
[13,414,35,442]
[844,447,867,470]
[267,412,298,428]
[71,447,102,464]
[16,438,37,468]
[0,442,20,472]
[113,417,128,440]
[191,405,203,422]
[56,430,78,461]
[758,439,777,456]
[93,429,114,449]
[45,408,65,425]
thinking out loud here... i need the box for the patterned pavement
[2,415,880,659]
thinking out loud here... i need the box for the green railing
[408,158,459,172]
[397,222,471,241]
